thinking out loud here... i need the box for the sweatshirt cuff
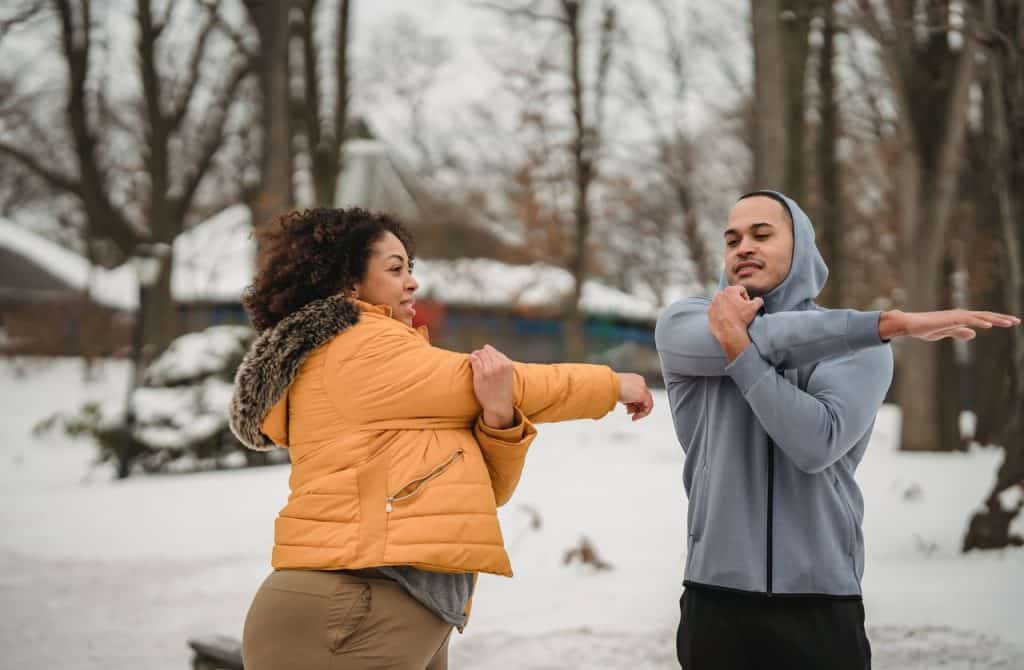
[725,342,773,395]
[474,407,537,449]
[846,310,884,349]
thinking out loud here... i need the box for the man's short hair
[738,190,794,226]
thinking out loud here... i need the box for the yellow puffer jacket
[229,295,620,577]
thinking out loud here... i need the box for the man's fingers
[925,326,975,341]
[975,311,1020,325]
[959,311,1019,328]
[952,327,977,341]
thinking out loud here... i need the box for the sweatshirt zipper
[385,449,465,513]
[766,438,775,595]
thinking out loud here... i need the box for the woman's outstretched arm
[328,322,652,427]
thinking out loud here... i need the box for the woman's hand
[617,372,654,421]
[469,345,516,429]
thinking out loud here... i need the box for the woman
[229,207,654,669]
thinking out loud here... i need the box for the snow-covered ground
[1,357,1022,669]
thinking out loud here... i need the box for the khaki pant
[242,569,453,670]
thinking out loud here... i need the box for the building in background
[0,218,134,356]
[1,139,665,380]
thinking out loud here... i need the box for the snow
[171,206,255,305]
[130,379,233,450]
[144,325,251,386]
[2,358,1022,669]
[414,258,662,321]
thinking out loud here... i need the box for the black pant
[677,586,871,670]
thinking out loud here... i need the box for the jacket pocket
[385,448,465,513]
[688,462,711,540]
[833,475,857,557]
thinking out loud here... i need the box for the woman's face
[351,232,419,326]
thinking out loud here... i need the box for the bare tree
[814,0,843,307]
[0,0,250,356]
[963,0,1024,551]
[292,0,351,207]
[618,0,718,294]
[854,0,979,452]
[242,0,294,230]
[477,0,618,361]
[362,14,451,175]
[750,0,816,199]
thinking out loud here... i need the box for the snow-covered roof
[2,206,659,320]
[172,204,254,303]
[171,206,659,320]
[0,217,136,310]
[413,258,660,321]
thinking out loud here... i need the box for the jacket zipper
[766,438,774,595]
[385,449,465,513]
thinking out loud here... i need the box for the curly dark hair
[242,207,415,332]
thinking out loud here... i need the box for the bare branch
[592,2,616,137]
[174,57,251,219]
[152,0,174,38]
[852,0,914,133]
[0,141,81,194]
[296,0,321,154]
[471,0,567,25]
[332,0,350,146]
[0,1,44,44]
[209,7,258,64]
[53,0,137,254]
[168,2,220,130]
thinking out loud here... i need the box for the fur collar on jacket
[229,294,361,450]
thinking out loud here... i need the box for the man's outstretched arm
[656,291,885,379]
[662,286,1021,379]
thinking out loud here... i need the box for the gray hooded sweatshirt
[655,190,893,597]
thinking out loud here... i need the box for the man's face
[723,196,794,298]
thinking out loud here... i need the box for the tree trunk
[751,0,787,189]
[563,0,591,363]
[246,0,295,229]
[297,0,350,207]
[138,258,177,363]
[781,0,813,200]
[887,11,977,452]
[816,0,842,307]
[936,251,964,452]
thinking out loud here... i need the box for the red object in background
[412,300,446,333]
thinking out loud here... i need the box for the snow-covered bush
[35,325,288,477]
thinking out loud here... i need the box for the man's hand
[879,309,1020,342]
[469,345,516,429]
[708,286,765,362]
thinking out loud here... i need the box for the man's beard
[734,278,769,298]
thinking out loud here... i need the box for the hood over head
[718,190,828,313]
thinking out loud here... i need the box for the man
[655,190,1020,669]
